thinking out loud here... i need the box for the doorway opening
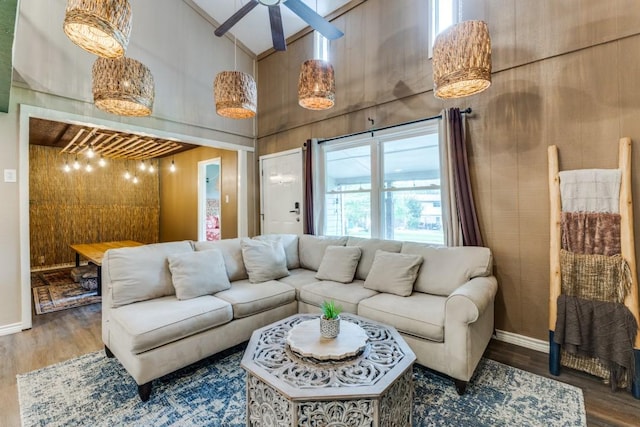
[198,158,222,241]
[19,105,253,330]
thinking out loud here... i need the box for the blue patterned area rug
[18,349,586,426]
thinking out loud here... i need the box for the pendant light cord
[234,0,238,70]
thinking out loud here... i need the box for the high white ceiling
[192,0,352,55]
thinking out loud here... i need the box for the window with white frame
[318,122,443,245]
[429,0,459,57]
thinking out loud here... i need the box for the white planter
[320,315,340,339]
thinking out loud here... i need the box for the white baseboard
[494,329,549,354]
[0,322,23,337]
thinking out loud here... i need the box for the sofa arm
[445,276,498,324]
[444,276,498,382]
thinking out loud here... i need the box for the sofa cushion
[363,250,423,297]
[299,235,348,270]
[277,268,320,298]
[315,246,362,283]
[194,238,248,282]
[109,295,233,354]
[168,249,231,300]
[241,238,289,283]
[214,279,296,319]
[254,234,300,269]
[347,237,403,280]
[106,241,193,308]
[358,292,445,342]
[299,280,378,314]
[401,242,493,296]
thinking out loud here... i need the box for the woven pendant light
[92,57,154,116]
[298,59,335,110]
[63,0,132,58]
[432,20,491,99]
[214,71,257,119]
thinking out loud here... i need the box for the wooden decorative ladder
[548,137,640,398]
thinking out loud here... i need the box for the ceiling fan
[214,0,344,51]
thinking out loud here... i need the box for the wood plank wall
[255,0,640,341]
[29,145,159,269]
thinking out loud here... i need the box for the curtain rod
[317,107,472,144]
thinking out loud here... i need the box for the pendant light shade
[432,20,491,99]
[214,71,257,119]
[92,56,154,116]
[298,59,335,110]
[63,0,132,58]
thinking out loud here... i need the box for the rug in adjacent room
[31,268,101,315]
[17,349,587,427]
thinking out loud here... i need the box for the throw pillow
[346,236,402,281]
[107,241,193,308]
[241,238,290,283]
[315,246,362,283]
[253,234,300,269]
[194,238,248,282]
[363,250,423,297]
[167,249,231,300]
[298,235,348,270]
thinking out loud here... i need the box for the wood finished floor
[1,305,639,427]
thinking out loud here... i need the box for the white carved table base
[242,313,416,427]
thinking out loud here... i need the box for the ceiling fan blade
[268,5,287,51]
[283,0,344,40]
[214,0,260,37]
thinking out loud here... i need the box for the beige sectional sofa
[101,234,497,401]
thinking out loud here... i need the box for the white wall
[0,0,257,333]
[14,0,256,138]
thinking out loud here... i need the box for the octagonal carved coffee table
[241,313,416,426]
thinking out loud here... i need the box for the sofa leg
[454,379,468,395]
[104,346,115,358]
[138,382,152,402]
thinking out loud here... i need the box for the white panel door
[260,149,304,235]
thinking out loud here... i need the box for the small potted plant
[320,300,342,339]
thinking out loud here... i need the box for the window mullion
[370,139,381,239]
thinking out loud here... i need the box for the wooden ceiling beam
[125,139,164,158]
[115,137,154,159]
[141,144,182,158]
[78,133,106,155]
[60,128,86,154]
[93,133,120,152]
[76,128,98,150]
[100,136,137,156]
[57,125,186,160]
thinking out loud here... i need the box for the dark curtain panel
[304,139,315,235]
[449,108,484,246]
